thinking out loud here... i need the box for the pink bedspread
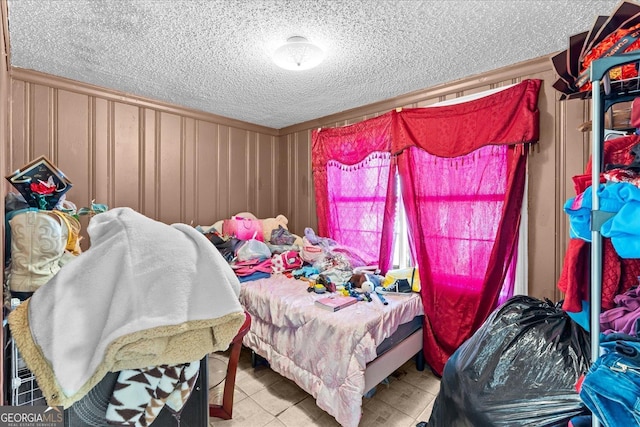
[240,275,424,427]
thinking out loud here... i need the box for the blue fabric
[601,332,640,343]
[580,339,640,426]
[564,187,594,242]
[566,300,590,332]
[600,183,640,258]
[564,182,640,257]
[238,271,271,282]
[563,184,623,242]
[568,415,591,427]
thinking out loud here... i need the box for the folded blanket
[106,361,200,426]
[8,207,245,408]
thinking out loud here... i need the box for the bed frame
[250,319,425,396]
[363,327,424,393]
[239,274,425,426]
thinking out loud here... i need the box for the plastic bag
[270,225,296,245]
[427,295,591,427]
[236,238,271,262]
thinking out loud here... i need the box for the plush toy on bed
[208,212,258,237]
[348,272,382,291]
[209,212,303,246]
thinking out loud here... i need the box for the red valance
[393,79,542,157]
[312,79,541,167]
[312,112,393,170]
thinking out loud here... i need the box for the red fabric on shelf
[601,238,623,311]
[558,239,591,313]
[559,134,640,312]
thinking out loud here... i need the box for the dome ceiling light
[272,36,325,71]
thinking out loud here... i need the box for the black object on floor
[427,295,591,427]
[251,350,270,368]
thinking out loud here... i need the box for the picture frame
[5,155,72,209]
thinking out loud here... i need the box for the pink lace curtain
[313,113,396,272]
[312,79,541,375]
[326,153,395,268]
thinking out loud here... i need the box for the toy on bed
[206,212,304,247]
[342,272,384,302]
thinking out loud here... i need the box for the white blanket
[9,207,245,408]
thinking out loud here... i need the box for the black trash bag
[427,295,591,427]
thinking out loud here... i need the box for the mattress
[376,314,424,357]
[239,274,424,427]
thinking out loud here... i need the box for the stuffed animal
[208,212,259,236]
[208,212,303,246]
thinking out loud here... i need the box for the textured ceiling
[6,0,623,129]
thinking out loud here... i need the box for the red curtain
[398,144,527,375]
[312,80,541,374]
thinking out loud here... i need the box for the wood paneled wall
[6,56,592,301]
[9,69,280,248]
[278,56,592,302]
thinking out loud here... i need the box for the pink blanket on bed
[240,275,424,427]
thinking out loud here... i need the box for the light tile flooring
[208,347,440,427]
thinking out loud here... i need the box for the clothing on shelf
[558,134,640,313]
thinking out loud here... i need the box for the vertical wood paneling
[228,127,248,215]
[142,109,157,218]
[217,125,231,218]
[56,90,90,209]
[256,133,276,218]
[195,120,219,225]
[247,131,257,215]
[277,134,295,232]
[555,91,591,302]
[32,84,53,157]
[93,99,109,210]
[183,117,197,225]
[528,71,562,301]
[10,80,27,168]
[113,102,140,211]
[158,112,182,224]
[297,130,313,234]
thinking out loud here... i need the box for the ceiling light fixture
[272,36,325,71]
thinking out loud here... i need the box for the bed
[239,274,425,427]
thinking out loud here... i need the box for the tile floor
[208,347,440,427]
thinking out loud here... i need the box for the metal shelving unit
[9,336,44,406]
[3,300,45,407]
[588,50,640,427]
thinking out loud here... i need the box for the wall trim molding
[10,67,281,137]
